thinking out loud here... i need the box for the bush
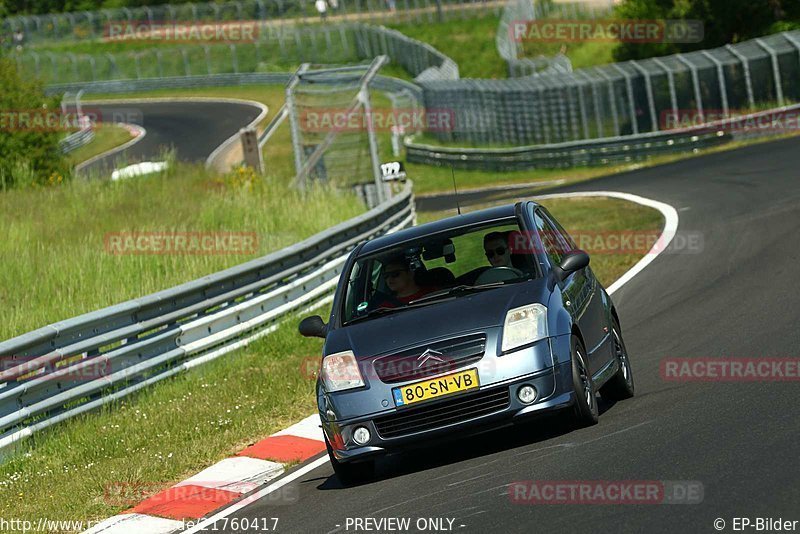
[0,56,69,190]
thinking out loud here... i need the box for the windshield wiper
[345,305,410,325]
[408,282,507,305]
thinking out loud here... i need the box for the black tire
[599,319,635,401]
[325,435,374,486]
[570,335,599,426]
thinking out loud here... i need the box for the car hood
[325,279,551,359]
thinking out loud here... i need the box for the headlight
[321,350,365,392]
[501,304,548,353]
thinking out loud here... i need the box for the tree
[613,0,800,62]
[0,56,69,189]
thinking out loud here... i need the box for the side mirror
[555,250,590,282]
[299,315,327,338]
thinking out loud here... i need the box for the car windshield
[341,220,540,324]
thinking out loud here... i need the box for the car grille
[373,387,510,439]
[372,334,486,384]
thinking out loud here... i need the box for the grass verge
[66,124,134,167]
[0,163,363,341]
[1,194,661,526]
[0,314,325,524]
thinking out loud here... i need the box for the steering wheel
[475,266,524,285]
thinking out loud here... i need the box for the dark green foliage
[614,0,800,61]
[0,56,69,189]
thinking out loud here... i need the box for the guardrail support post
[240,128,264,174]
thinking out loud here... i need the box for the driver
[372,257,435,308]
[483,232,512,268]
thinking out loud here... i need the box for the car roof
[359,201,539,256]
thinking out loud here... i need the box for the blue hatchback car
[299,201,635,484]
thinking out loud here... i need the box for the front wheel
[325,435,374,486]
[570,335,599,426]
[599,319,635,401]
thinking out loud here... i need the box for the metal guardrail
[0,184,415,457]
[58,116,95,154]
[258,103,288,148]
[405,104,800,171]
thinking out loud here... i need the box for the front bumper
[322,358,575,463]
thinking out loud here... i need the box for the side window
[540,208,577,250]
[534,208,572,268]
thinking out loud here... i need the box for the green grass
[0,314,325,524]
[66,124,134,167]
[418,196,664,288]
[387,14,506,79]
[0,163,363,341]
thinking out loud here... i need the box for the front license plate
[392,368,479,407]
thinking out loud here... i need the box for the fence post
[286,63,310,189]
[182,48,191,76]
[230,44,239,74]
[725,44,755,109]
[754,38,785,106]
[594,67,620,137]
[610,63,638,135]
[675,54,704,123]
[156,50,164,78]
[700,51,729,115]
[783,32,800,68]
[630,60,658,131]
[575,70,603,139]
[204,45,213,75]
[652,57,679,117]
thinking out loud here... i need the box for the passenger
[483,231,512,268]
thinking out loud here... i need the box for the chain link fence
[12,22,457,85]
[496,0,613,77]
[420,30,800,146]
[0,0,499,45]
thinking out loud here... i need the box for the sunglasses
[384,270,406,279]
[485,247,508,259]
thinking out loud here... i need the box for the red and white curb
[84,415,325,534]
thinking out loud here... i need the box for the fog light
[352,426,371,446]
[517,385,537,404]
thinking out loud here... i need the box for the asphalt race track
[198,136,800,533]
[80,101,263,176]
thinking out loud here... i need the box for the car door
[534,207,612,375]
